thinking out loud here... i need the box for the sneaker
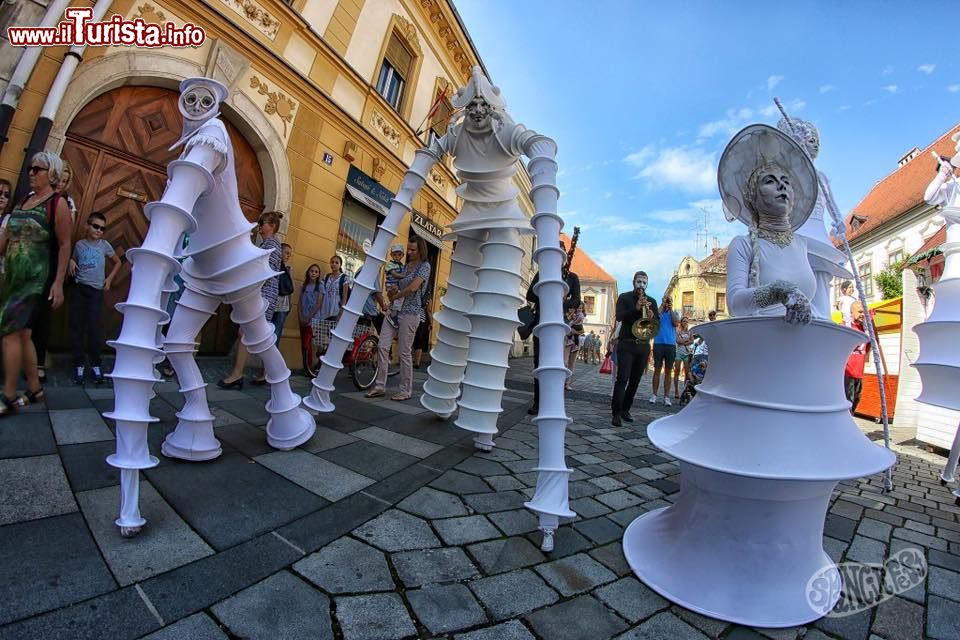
[73,366,85,385]
[664,396,672,406]
[621,411,635,422]
[649,394,658,404]
[92,366,104,384]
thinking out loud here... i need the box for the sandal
[0,394,17,416]
[18,387,45,405]
[391,394,411,401]
[364,389,385,398]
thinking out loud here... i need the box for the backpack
[277,265,294,297]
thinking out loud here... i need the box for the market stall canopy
[831,297,902,332]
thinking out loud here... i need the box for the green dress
[0,198,53,336]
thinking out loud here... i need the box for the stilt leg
[421,230,484,417]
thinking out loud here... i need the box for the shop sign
[346,165,393,215]
[412,210,444,241]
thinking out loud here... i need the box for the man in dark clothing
[611,270,659,426]
[525,243,580,415]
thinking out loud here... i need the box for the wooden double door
[52,85,266,354]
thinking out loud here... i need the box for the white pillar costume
[303,67,573,550]
[918,145,960,501]
[106,78,314,537]
[775,118,854,319]
[622,125,895,627]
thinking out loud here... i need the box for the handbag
[599,354,613,375]
[517,304,536,340]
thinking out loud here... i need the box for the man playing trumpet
[611,270,659,426]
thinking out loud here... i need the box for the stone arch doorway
[51,85,266,354]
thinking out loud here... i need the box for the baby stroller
[679,354,707,405]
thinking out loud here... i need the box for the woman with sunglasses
[0,153,72,414]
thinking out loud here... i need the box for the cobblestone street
[0,356,958,639]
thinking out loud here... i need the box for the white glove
[752,279,812,326]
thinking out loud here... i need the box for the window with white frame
[859,262,873,297]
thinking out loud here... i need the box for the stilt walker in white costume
[303,67,573,551]
[622,124,895,626]
[918,144,960,503]
[106,78,315,537]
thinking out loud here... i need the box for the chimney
[898,147,920,167]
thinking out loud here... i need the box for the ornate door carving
[52,86,266,354]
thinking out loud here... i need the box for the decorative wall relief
[372,157,386,181]
[393,14,422,57]
[249,76,296,136]
[134,3,166,25]
[220,0,280,40]
[205,40,251,93]
[430,167,445,189]
[371,110,401,148]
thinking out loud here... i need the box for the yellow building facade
[666,248,729,325]
[0,0,537,363]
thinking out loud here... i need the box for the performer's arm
[925,160,954,206]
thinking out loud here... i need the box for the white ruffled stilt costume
[304,67,574,551]
[622,124,895,626]
[106,78,314,537]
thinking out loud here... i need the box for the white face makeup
[465,97,493,131]
[180,86,217,120]
[633,274,648,291]
[755,170,794,220]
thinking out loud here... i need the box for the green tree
[875,258,907,299]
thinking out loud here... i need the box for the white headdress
[451,66,505,111]
[170,77,230,151]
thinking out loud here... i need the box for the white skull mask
[180,86,218,121]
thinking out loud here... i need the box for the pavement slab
[255,449,375,501]
[468,569,560,620]
[317,440,419,480]
[454,620,536,640]
[595,576,670,623]
[293,536,393,593]
[434,514,502,545]
[335,593,417,640]
[139,613,228,640]
[534,553,617,596]
[0,454,77,525]
[211,572,332,640]
[75,481,213,586]
[397,486,469,518]
[49,408,113,444]
[145,453,328,549]
[351,425,443,458]
[430,469,492,494]
[525,594,629,640]
[615,611,710,639]
[353,508,440,552]
[0,411,57,458]
[407,583,488,635]
[392,547,480,587]
[467,536,545,574]
[0,512,117,626]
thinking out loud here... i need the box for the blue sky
[453,0,959,296]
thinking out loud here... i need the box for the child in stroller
[680,338,708,405]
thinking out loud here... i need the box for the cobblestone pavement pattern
[1,355,958,639]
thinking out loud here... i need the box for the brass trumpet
[631,298,659,341]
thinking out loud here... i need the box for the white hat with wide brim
[718,124,817,231]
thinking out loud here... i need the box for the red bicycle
[312,317,399,391]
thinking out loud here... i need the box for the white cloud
[624,145,718,193]
[767,75,784,91]
[602,191,613,199]
[948,84,960,93]
[918,64,936,74]
[864,99,877,106]
[882,65,895,75]
[839,104,852,111]
[882,84,899,93]
[760,98,804,119]
[819,84,834,94]
[697,107,754,139]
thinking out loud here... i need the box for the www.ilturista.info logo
[7,7,205,48]
[806,547,927,618]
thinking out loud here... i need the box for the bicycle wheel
[350,336,380,391]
